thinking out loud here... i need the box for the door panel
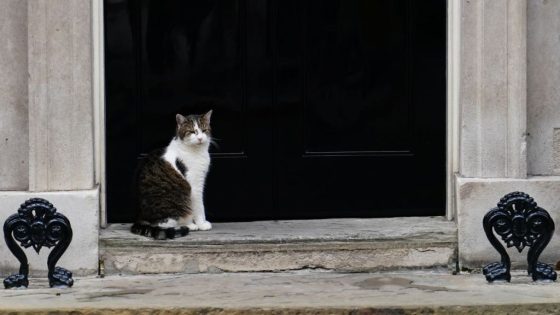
[105,0,275,222]
[303,0,411,153]
[138,1,274,222]
[105,0,446,222]
[275,0,445,219]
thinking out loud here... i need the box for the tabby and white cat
[131,110,213,239]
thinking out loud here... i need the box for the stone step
[2,271,560,314]
[100,217,457,274]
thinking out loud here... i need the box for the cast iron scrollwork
[483,192,557,282]
[3,198,74,288]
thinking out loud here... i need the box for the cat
[131,110,213,239]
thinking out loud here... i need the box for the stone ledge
[100,217,457,274]
[2,272,560,315]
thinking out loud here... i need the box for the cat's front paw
[196,221,212,231]
[187,223,199,231]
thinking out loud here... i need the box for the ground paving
[1,271,559,314]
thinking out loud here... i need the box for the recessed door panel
[304,0,411,154]
[274,0,445,219]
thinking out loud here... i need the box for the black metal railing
[483,192,557,282]
[3,198,74,288]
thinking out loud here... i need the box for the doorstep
[100,217,457,274]
[1,271,560,314]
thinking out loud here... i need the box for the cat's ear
[202,110,213,124]
[176,113,186,125]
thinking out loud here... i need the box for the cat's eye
[202,129,209,133]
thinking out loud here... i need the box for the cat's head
[175,110,212,146]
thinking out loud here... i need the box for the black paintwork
[3,198,74,289]
[104,0,446,222]
[483,192,557,282]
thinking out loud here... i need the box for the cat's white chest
[182,151,209,187]
[163,139,209,189]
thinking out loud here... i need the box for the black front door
[104,0,446,223]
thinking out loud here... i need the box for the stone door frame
[93,0,107,226]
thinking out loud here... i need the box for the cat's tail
[130,222,189,240]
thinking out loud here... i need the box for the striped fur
[131,110,213,239]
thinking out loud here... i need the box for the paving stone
[1,271,560,314]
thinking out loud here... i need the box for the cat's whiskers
[209,137,220,149]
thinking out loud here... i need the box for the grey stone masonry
[101,217,457,274]
[28,0,94,191]
[528,0,560,176]
[460,0,528,178]
[0,0,99,276]
[0,0,29,190]
[555,129,560,174]
[1,0,96,190]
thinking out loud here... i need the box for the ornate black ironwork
[483,192,557,282]
[3,198,74,288]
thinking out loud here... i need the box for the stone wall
[0,0,98,276]
[28,0,94,191]
[527,0,560,176]
[0,0,95,191]
[458,0,560,269]
[0,0,29,190]
[459,0,527,179]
